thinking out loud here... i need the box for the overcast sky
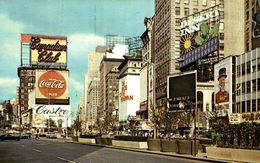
[0,0,154,117]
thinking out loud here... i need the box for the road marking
[57,157,76,163]
[33,149,42,153]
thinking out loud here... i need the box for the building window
[252,59,257,72]
[258,99,260,111]
[252,79,257,92]
[193,8,198,14]
[184,8,189,16]
[242,63,245,75]
[242,82,245,94]
[175,0,180,3]
[193,0,198,6]
[175,7,180,15]
[246,61,251,74]
[211,0,216,6]
[242,101,245,112]
[246,81,250,93]
[184,0,189,4]
[258,58,260,71]
[252,100,256,112]
[219,11,224,19]
[246,100,250,112]
[236,102,240,113]
[202,0,207,6]
[237,65,241,77]
[220,33,224,40]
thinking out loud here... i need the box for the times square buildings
[16,1,260,132]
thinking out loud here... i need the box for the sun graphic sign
[180,34,196,55]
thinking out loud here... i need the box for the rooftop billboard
[179,6,220,68]
[21,34,67,67]
[167,71,197,111]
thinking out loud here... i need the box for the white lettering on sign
[181,10,219,36]
[39,79,65,89]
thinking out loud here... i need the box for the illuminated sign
[36,70,68,100]
[120,81,133,101]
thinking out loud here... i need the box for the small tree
[149,104,163,139]
[72,118,82,136]
[161,111,178,139]
[45,118,57,128]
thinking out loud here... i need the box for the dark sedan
[0,130,21,141]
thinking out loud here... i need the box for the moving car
[0,130,21,141]
[46,132,57,139]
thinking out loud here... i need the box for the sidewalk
[61,138,231,163]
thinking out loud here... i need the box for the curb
[65,140,231,163]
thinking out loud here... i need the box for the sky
[0,0,154,119]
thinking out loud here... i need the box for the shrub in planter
[80,134,100,138]
[95,137,113,146]
[114,135,148,142]
[72,136,79,142]
[177,140,198,155]
[147,139,161,151]
[161,139,177,152]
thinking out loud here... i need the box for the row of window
[237,58,260,77]
[175,0,212,6]
[235,99,260,113]
[237,78,260,95]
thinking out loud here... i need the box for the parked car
[0,130,21,141]
[46,132,57,139]
[21,131,31,139]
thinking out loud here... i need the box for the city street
[0,139,212,163]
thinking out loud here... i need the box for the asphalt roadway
[0,138,215,163]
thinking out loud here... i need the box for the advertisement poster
[214,57,232,117]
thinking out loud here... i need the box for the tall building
[84,46,106,130]
[118,55,142,123]
[138,17,155,121]
[98,45,126,121]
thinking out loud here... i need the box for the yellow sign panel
[31,37,67,64]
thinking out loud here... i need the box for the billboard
[179,7,220,68]
[214,57,232,117]
[35,69,69,100]
[252,0,260,49]
[21,34,67,67]
[32,104,71,128]
[167,71,197,111]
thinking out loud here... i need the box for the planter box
[147,139,161,151]
[207,146,260,163]
[78,138,96,144]
[95,137,112,146]
[112,140,148,149]
[72,136,78,142]
[161,139,178,152]
[177,140,198,155]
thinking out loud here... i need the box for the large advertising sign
[32,104,71,128]
[214,57,232,117]
[21,34,67,67]
[167,71,197,111]
[35,69,68,100]
[179,7,220,68]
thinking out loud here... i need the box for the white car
[46,132,57,139]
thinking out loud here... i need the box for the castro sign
[37,70,67,99]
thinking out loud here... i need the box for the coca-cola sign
[38,71,67,98]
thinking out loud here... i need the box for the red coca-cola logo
[38,71,66,98]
